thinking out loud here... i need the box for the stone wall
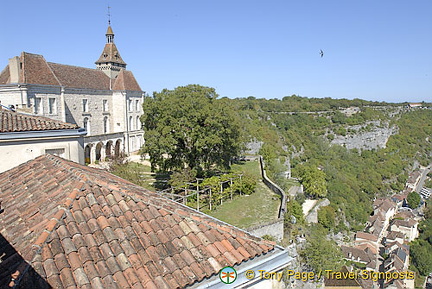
[259,156,287,218]
[247,219,284,241]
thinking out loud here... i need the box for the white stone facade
[0,25,144,164]
[0,130,86,173]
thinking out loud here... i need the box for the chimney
[9,56,22,83]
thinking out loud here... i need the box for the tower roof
[95,25,127,67]
[95,43,127,66]
[106,25,114,35]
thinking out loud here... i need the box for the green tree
[301,225,343,272]
[141,85,242,174]
[300,166,328,198]
[410,240,432,276]
[285,199,304,225]
[318,206,336,229]
[407,191,421,209]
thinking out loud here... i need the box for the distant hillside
[229,96,432,230]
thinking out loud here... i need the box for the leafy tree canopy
[301,225,343,272]
[297,164,328,198]
[318,205,336,229]
[141,85,242,175]
[407,191,421,209]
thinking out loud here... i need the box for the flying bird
[320,50,324,58]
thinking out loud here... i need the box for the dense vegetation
[230,96,432,231]
[141,85,242,176]
[410,200,432,277]
[113,89,432,278]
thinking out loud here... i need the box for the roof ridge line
[47,61,103,72]
[44,57,62,86]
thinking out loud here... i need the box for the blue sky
[1,0,431,102]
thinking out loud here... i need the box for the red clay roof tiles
[113,70,142,91]
[0,155,275,288]
[1,52,142,92]
[0,109,79,132]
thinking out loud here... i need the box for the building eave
[191,245,292,288]
[0,128,87,141]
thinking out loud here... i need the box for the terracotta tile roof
[0,109,79,132]
[1,52,141,92]
[48,62,111,90]
[0,155,275,288]
[394,210,415,220]
[386,231,405,242]
[22,52,61,86]
[113,70,142,91]
[391,218,417,228]
[355,232,378,243]
[373,198,396,213]
[341,246,373,264]
[0,65,10,84]
[355,243,378,255]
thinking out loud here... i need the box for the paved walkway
[302,199,318,216]
[127,153,151,166]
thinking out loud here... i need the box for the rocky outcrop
[330,121,398,150]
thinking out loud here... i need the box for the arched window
[129,116,133,130]
[136,116,140,130]
[103,116,109,134]
[83,117,90,134]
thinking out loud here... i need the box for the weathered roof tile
[0,155,275,288]
[0,107,79,133]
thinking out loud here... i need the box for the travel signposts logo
[219,266,237,284]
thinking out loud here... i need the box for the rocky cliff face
[330,120,398,151]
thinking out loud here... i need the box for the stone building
[0,25,144,164]
[0,107,86,172]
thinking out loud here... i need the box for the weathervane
[107,5,111,25]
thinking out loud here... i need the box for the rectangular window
[103,99,108,112]
[128,99,133,112]
[135,99,140,111]
[48,98,56,114]
[45,148,65,158]
[83,99,88,112]
[34,97,42,114]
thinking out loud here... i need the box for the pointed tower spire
[106,6,114,43]
[95,7,127,82]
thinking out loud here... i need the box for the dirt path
[302,199,318,217]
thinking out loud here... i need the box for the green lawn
[111,159,281,229]
[230,160,262,179]
[207,180,280,229]
[208,160,281,229]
